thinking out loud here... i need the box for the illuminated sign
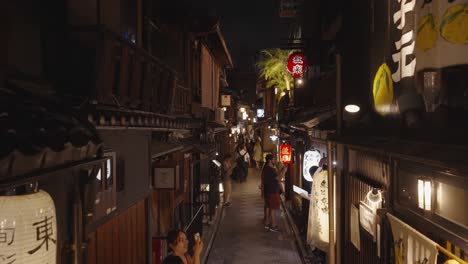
[257,109,265,118]
[303,150,321,182]
[280,143,292,164]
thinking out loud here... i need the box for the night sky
[195,0,293,66]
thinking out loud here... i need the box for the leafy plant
[256,49,295,101]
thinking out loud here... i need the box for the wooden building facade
[2,0,233,263]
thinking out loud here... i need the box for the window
[396,161,468,229]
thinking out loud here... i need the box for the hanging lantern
[286,52,307,78]
[280,143,292,164]
[0,189,57,264]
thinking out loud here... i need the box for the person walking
[252,138,263,169]
[261,154,287,232]
[236,143,249,182]
[221,154,235,207]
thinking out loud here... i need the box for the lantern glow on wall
[280,143,292,164]
[0,189,57,264]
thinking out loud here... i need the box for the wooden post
[327,141,335,264]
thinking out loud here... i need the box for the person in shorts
[261,154,287,232]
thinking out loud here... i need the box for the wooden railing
[71,26,190,115]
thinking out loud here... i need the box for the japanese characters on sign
[287,52,307,78]
[280,143,292,164]
[0,190,57,264]
[391,0,417,83]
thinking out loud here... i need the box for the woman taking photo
[163,229,204,264]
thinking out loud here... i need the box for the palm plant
[256,48,295,101]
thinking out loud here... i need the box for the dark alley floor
[206,168,302,264]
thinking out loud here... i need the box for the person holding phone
[163,229,203,264]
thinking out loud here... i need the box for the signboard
[280,143,292,164]
[221,95,231,106]
[154,166,179,189]
[287,52,307,78]
[279,0,303,17]
[359,201,377,240]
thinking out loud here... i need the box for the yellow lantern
[0,189,57,263]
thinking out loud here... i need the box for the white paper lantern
[303,150,322,182]
[0,190,57,264]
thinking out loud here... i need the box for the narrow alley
[207,168,302,264]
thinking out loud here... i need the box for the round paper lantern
[0,190,57,264]
[280,143,292,164]
[303,150,322,182]
[286,52,307,78]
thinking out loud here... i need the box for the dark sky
[195,0,293,67]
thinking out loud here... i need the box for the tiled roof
[0,84,102,178]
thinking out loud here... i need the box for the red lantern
[280,143,292,164]
[286,52,307,78]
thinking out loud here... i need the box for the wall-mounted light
[366,188,383,212]
[270,135,278,141]
[240,107,246,113]
[345,104,360,113]
[418,178,432,211]
[297,78,303,85]
[253,117,257,123]
[222,107,227,112]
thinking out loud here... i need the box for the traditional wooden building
[2,1,233,263]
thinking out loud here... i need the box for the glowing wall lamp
[239,107,246,113]
[366,188,383,212]
[345,104,361,113]
[270,135,278,141]
[418,178,432,211]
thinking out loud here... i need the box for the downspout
[335,53,343,264]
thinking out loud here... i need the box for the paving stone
[207,168,302,264]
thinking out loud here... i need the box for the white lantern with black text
[0,190,57,264]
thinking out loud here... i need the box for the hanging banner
[221,95,231,106]
[307,170,329,251]
[415,0,468,70]
[387,213,438,264]
[370,0,468,116]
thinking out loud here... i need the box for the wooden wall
[87,199,147,264]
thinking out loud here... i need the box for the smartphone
[194,233,200,242]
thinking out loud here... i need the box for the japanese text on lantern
[392,0,416,82]
[0,228,16,264]
[280,144,291,164]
